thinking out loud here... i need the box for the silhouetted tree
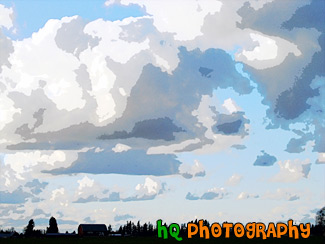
[24,219,34,236]
[148,222,154,234]
[137,221,141,234]
[107,224,112,234]
[47,216,59,233]
[143,223,148,234]
[314,206,325,236]
[316,206,325,226]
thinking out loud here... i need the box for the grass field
[1,236,324,244]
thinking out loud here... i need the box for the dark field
[1,236,324,244]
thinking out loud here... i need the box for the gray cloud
[25,179,48,195]
[99,117,184,141]
[231,144,246,150]
[44,149,181,176]
[55,16,100,57]
[6,46,253,162]
[73,195,99,203]
[0,29,13,72]
[238,0,325,154]
[185,192,200,200]
[74,192,121,203]
[0,205,24,217]
[0,187,33,204]
[186,188,228,200]
[253,150,277,166]
[212,111,249,136]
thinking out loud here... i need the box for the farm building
[78,224,107,236]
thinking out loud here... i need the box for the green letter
[157,220,168,239]
[170,223,182,241]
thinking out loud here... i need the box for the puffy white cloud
[5,17,84,109]
[316,153,325,164]
[3,150,66,180]
[120,0,222,41]
[0,93,21,131]
[271,159,311,182]
[225,174,242,186]
[0,150,78,192]
[112,143,131,153]
[0,0,322,231]
[236,31,301,70]
[0,4,13,29]
[77,176,94,190]
[237,192,259,200]
[50,187,65,201]
[241,33,278,61]
[222,98,241,114]
[135,177,161,196]
[83,18,150,64]
[178,159,205,179]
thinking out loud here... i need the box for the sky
[0,0,324,233]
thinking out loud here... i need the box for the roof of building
[78,224,107,232]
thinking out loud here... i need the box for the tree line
[1,206,324,237]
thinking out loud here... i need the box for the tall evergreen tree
[47,216,59,233]
[24,219,34,236]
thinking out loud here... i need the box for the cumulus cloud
[112,143,131,153]
[119,0,223,41]
[0,0,323,231]
[179,160,205,179]
[0,4,13,29]
[271,159,311,182]
[222,98,241,114]
[0,150,78,192]
[316,153,325,164]
[73,177,166,203]
[124,177,166,201]
[225,174,242,186]
[237,192,259,200]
